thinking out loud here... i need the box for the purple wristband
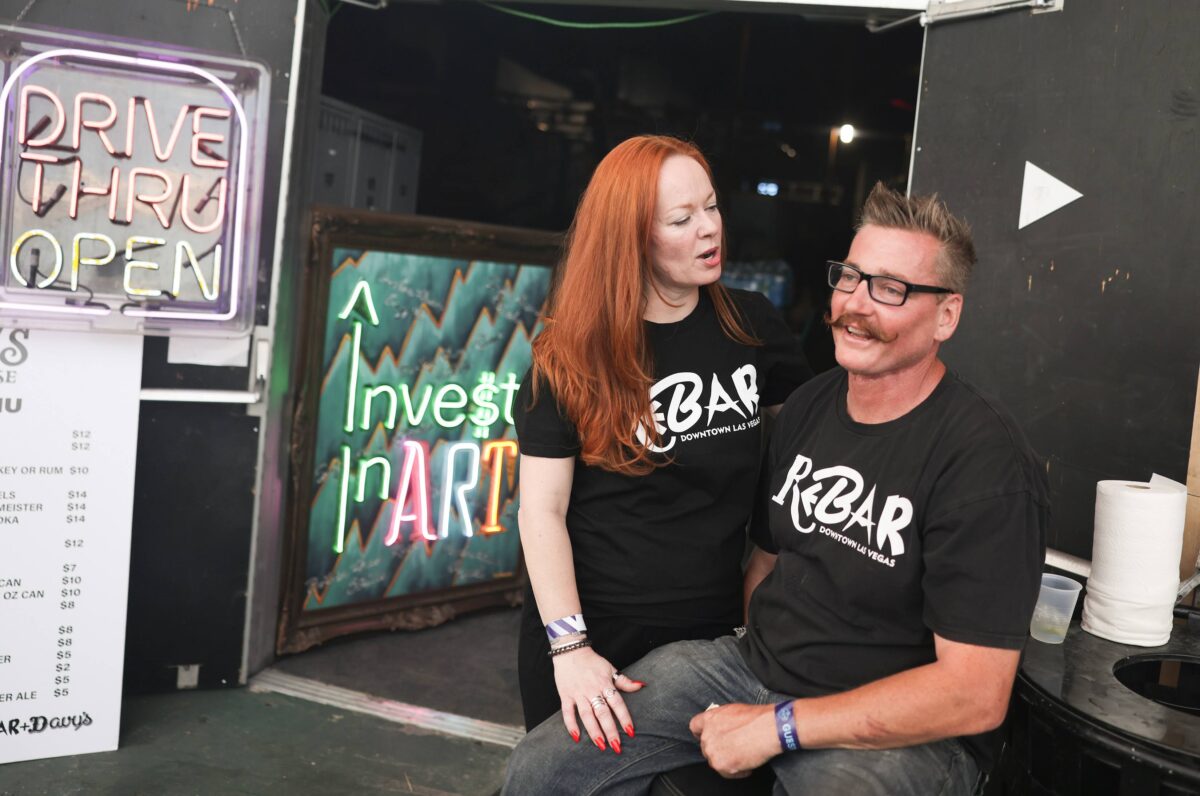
[775,700,799,752]
[545,614,587,641]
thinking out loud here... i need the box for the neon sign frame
[276,208,561,655]
[0,26,269,335]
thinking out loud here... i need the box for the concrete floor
[272,608,524,727]
[0,688,512,796]
[0,609,524,795]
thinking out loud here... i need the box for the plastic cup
[1029,573,1083,644]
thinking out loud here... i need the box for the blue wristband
[775,700,800,752]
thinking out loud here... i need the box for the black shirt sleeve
[749,385,806,555]
[513,368,580,458]
[737,290,812,407]
[921,490,1047,649]
[748,464,779,554]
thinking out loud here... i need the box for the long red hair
[531,135,758,475]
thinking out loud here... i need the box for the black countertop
[1021,619,1200,757]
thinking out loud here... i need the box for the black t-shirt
[740,367,1048,769]
[515,288,811,626]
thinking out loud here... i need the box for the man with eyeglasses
[504,184,1048,796]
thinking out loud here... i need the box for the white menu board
[0,328,143,764]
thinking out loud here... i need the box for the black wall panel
[126,403,260,691]
[911,1,1200,556]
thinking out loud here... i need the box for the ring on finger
[611,670,621,683]
[603,687,617,700]
[588,695,607,710]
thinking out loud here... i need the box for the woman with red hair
[516,135,809,753]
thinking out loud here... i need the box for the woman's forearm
[516,454,582,625]
[518,505,584,624]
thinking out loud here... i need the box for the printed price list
[0,330,142,763]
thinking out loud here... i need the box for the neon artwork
[339,280,376,434]
[124,167,174,228]
[333,445,353,554]
[330,434,522,552]
[172,241,221,301]
[68,161,121,221]
[190,107,231,169]
[439,442,480,539]
[326,278,528,553]
[355,456,391,502]
[481,440,518,535]
[142,99,190,162]
[9,229,62,288]
[0,46,257,324]
[339,283,519,434]
[385,440,433,545]
[17,85,65,147]
[344,319,363,434]
[123,97,135,158]
[72,91,120,155]
[71,233,116,291]
[433,384,469,428]
[337,280,381,325]
[19,151,57,214]
[123,236,166,298]
[352,371,517,434]
[361,385,398,430]
[179,175,227,234]
[357,384,439,429]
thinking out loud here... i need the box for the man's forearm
[789,651,1017,751]
[691,641,1018,778]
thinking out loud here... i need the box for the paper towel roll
[1081,474,1187,646]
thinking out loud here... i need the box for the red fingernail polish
[571,730,580,743]
[632,681,647,687]
[594,737,606,751]
[625,724,635,738]
[611,739,622,755]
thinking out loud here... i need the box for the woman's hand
[552,647,645,753]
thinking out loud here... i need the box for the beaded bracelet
[549,631,586,650]
[547,639,592,658]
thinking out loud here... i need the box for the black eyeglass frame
[826,260,954,306]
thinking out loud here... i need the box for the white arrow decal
[1019,161,1083,230]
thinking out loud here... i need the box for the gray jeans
[503,636,980,796]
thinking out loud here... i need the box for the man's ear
[934,294,963,343]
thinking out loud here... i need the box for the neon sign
[278,213,558,648]
[0,27,269,335]
[329,280,520,554]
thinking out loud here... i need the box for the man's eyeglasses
[826,261,954,307]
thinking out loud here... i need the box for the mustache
[823,311,898,343]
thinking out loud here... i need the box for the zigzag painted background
[302,247,551,613]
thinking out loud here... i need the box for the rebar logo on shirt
[771,454,911,566]
[635,365,760,453]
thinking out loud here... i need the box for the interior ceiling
[325,1,922,138]
[321,0,922,242]
[321,0,922,375]
[406,0,922,24]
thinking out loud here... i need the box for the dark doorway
[319,1,923,373]
[273,1,922,751]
